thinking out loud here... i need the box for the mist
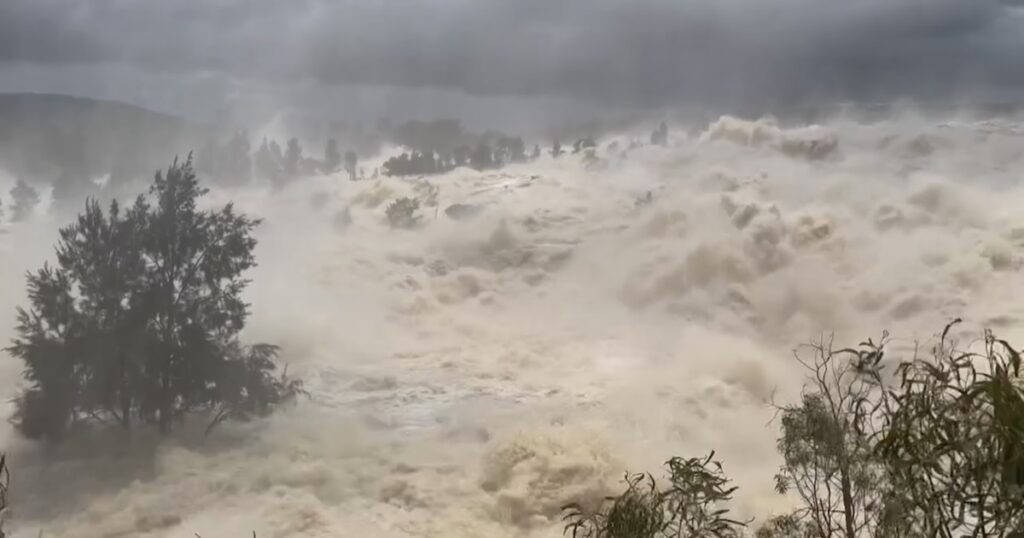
[3,1,1024,537]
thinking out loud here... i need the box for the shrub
[386,197,421,229]
[563,452,747,538]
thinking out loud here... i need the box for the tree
[573,137,597,154]
[6,155,299,440]
[269,139,284,164]
[385,197,420,228]
[344,150,358,180]
[531,144,542,160]
[195,139,220,177]
[763,320,1024,537]
[323,138,341,173]
[507,137,527,163]
[771,335,884,538]
[224,130,252,184]
[283,138,303,179]
[10,179,40,222]
[873,321,1024,536]
[453,145,471,167]
[651,122,669,146]
[470,142,494,170]
[552,139,564,158]
[253,137,281,184]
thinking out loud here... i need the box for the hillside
[0,93,210,198]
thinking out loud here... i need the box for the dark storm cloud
[1,0,1022,109]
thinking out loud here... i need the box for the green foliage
[0,454,8,538]
[567,321,1024,538]
[385,197,421,229]
[771,336,884,537]
[564,473,666,538]
[383,151,446,177]
[754,514,810,538]
[873,320,1024,536]
[763,320,1024,537]
[563,453,747,538]
[6,155,299,440]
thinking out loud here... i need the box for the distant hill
[0,93,211,200]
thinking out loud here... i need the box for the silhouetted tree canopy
[9,179,40,222]
[651,121,669,146]
[572,137,597,154]
[470,142,495,170]
[344,150,359,180]
[323,138,341,173]
[6,155,299,441]
[551,139,564,158]
[283,138,303,179]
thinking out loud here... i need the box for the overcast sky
[1,0,1022,123]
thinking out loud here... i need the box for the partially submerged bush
[563,452,747,538]
[386,197,421,228]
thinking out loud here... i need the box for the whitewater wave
[3,113,1024,536]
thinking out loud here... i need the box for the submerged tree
[470,142,494,170]
[7,155,300,440]
[385,197,421,229]
[344,150,359,180]
[323,138,341,173]
[224,130,252,184]
[9,180,40,222]
[283,137,303,179]
[651,121,669,146]
[563,452,747,538]
[552,139,564,158]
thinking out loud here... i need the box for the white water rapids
[2,113,1024,537]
